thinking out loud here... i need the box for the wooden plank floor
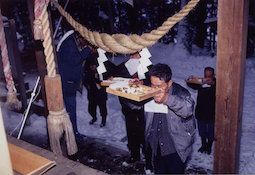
[7,135,108,175]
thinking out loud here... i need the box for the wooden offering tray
[101,77,133,86]
[106,84,160,102]
[185,77,204,85]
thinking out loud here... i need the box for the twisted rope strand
[0,9,17,94]
[51,0,200,54]
[34,0,45,40]
[41,2,56,77]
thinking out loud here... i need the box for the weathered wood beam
[214,0,249,173]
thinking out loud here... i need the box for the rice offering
[116,84,149,96]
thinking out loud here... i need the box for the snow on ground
[1,42,255,174]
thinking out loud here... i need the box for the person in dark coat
[57,30,94,140]
[187,67,216,154]
[114,53,152,170]
[84,53,108,127]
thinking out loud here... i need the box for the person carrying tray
[186,67,216,154]
[113,52,153,173]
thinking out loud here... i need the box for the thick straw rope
[34,0,77,156]
[34,0,44,40]
[0,9,19,109]
[51,0,200,54]
[40,1,56,77]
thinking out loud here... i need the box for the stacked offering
[102,78,160,102]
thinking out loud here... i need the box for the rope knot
[49,108,66,118]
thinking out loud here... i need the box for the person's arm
[163,90,194,119]
[80,46,92,61]
[186,82,201,90]
[84,71,94,89]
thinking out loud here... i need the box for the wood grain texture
[8,143,55,175]
[214,0,249,173]
[44,75,64,111]
[7,136,108,175]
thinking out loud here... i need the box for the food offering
[101,77,133,86]
[106,83,160,102]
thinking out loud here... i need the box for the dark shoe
[100,123,106,127]
[205,141,213,154]
[198,146,206,153]
[198,138,207,153]
[89,118,97,125]
[205,147,212,154]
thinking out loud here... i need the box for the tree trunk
[130,0,139,34]
[193,0,207,48]
[176,0,192,53]
[107,0,114,34]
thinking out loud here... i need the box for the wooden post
[9,20,28,111]
[214,0,249,173]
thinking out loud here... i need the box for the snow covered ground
[1,42,255,174]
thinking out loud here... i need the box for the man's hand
[203,78,215,85]
[108,76,114,81]
[154,87,169,104]
[133,78,143,85]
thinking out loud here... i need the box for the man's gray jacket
[145,82,196,162]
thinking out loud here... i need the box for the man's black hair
[149,63,172,83]
[204,67,215,75]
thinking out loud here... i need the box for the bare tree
[176,0,193,53]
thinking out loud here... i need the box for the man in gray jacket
[145,63,196,174]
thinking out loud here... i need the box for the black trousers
[154,148,185,174]
[121,104,145,160]
[197,120,214,142]
[88,98,107,124]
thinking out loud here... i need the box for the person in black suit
[84,53,108,127]
[187,67,216,154]
[114,53,152,171]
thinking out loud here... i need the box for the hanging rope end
[47,109,78,156]
[6,92,20,111]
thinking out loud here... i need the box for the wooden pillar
[9,20,28,111]
[214,0,249,173]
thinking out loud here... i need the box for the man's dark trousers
[121,103,145,160]
[154,148,185,174]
